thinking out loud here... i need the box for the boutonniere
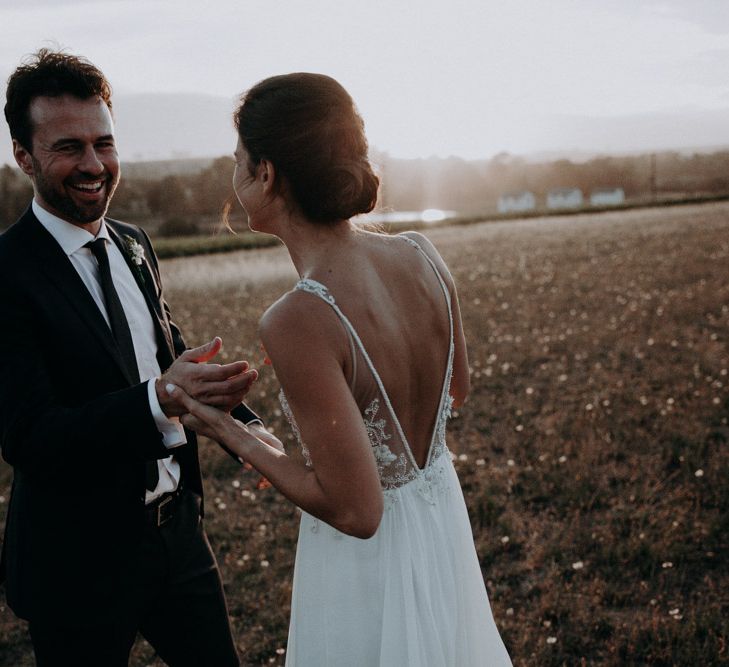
[123,234,146,283]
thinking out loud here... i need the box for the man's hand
[156,337,258,417]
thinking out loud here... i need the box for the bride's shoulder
[259,288,343,359]
[398,231,455,291]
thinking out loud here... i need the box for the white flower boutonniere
[123,234,146,283]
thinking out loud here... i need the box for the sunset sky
[2,0,729,164]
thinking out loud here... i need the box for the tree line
[2,150,729,232]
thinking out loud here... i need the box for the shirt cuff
[147,378,187,449]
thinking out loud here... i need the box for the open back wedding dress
[280,235,512,666]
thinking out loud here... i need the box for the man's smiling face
[15,94,120,228]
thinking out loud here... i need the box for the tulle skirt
[285,453,512,666]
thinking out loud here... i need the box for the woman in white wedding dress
[167,73,512,666]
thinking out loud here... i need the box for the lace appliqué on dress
[278,389,312,467]
[294,278,335,304]
[364,399,417,492]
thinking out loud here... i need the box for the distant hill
[2,92,729,166]
[122,157,216,179]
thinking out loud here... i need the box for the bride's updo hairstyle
[234,73,379,224]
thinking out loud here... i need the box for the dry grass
[1,202,728,666]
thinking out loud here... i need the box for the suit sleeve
[139,228,263,427]
[0,281,170,482]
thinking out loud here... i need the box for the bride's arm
[169,294,384,539]
[256,296,384,538]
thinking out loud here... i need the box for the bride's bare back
[266,230,469,469]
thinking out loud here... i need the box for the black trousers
[29,489,239,667]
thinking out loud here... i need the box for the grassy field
[1,202,728,666]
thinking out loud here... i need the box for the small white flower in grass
[505,608,514,616]
[507,459,515,467]
[260,560,270,568]
[500,536,510,544]
[639,396,648,405]
[558,374,567,382]
[515,424,524,432]
[543,620,551,628]
[558,455,567,463]
[458,453,468,462]
[647,338,654,346]
[546,636,557,645]
[476,458,486,466]
[242,554,250,562]
[0,496,4,504]
[232,480,240,489]
[572,561,584,570]
[713,397,721,405]
[662,561,673,569]
[526,387,534,395]
[218,503,227,510]
[695,469,704,478]
[585,403,593,411]
[276,648,286,655]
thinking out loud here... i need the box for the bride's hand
[165,383,262,457]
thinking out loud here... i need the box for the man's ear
[13,140,34,177]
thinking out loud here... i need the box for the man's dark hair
[4,48,113,152]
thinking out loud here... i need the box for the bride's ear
[258,159,276,195]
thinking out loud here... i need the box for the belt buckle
[156,493,175,527]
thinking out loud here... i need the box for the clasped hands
[156,336,284,459]
[156,336,255,417]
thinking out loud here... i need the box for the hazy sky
[2,0,729,161]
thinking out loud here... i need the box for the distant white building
[547,188,583,210]
[497,191,536,214]
[590,187,625,207]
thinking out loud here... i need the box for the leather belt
[144,486,183,528]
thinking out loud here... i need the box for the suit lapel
[107,224,175,369]
[18,210,137,385]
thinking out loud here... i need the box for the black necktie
[86,238,159,491]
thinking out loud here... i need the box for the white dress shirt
[33,199,184,503]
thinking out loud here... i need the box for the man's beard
[32,158,119,225]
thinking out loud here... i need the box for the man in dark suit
[0,49,277,666]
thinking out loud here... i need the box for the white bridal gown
[280,236,512,666]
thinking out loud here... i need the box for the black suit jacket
[0,206,258,623]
